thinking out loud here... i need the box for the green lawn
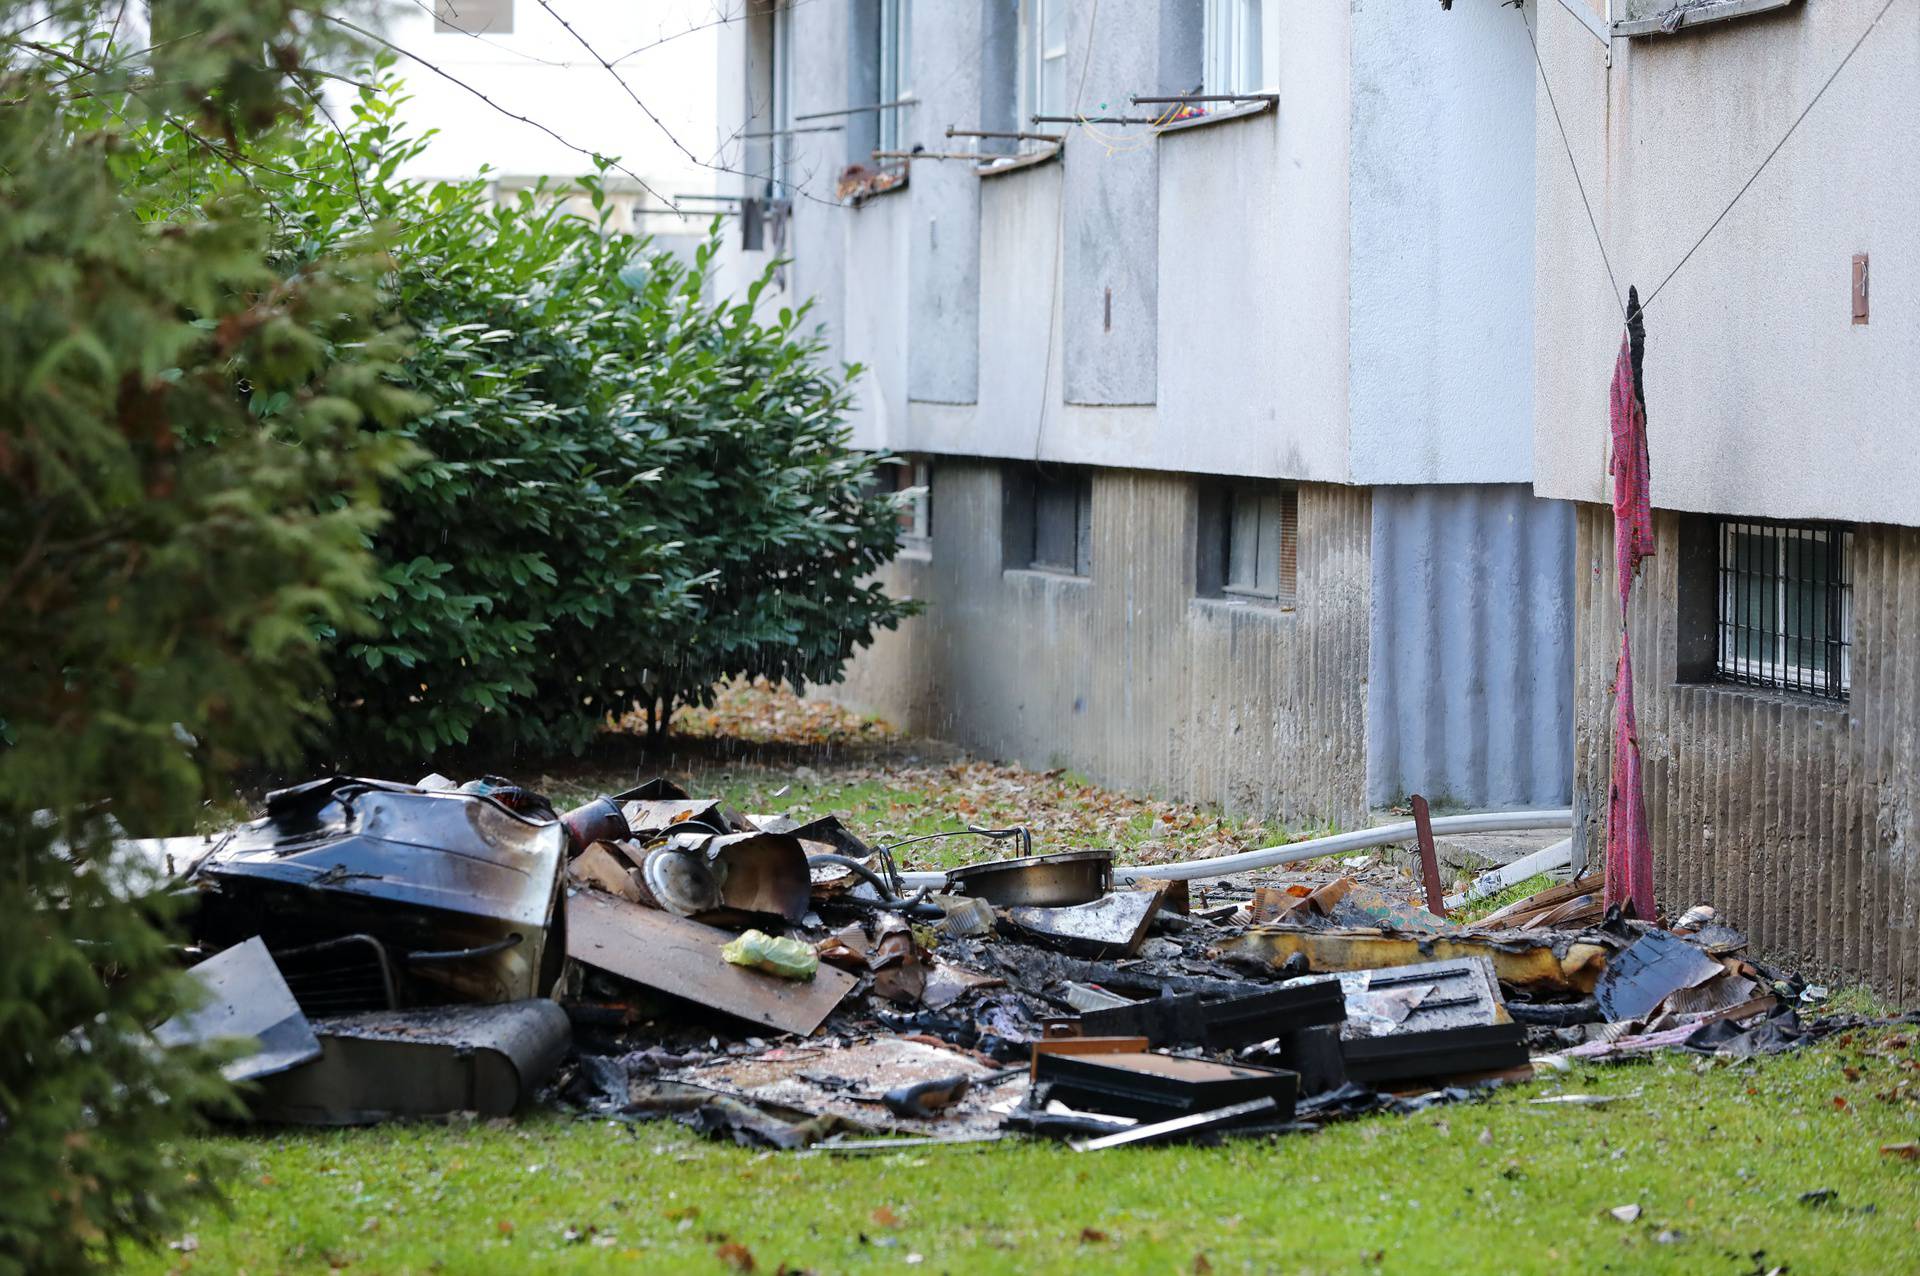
[149,688,1918,1273]
[139,1035,1919,1275]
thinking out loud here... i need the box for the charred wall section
[1571,505,1920,1001]
[824,462,1371,831]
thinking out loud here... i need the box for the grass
[146,685,1918,1273]
[139,1037,1920,1275]
[1452,872,1561,925]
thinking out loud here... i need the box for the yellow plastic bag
[721,929,818,981]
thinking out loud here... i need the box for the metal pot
[944,849,1113,908]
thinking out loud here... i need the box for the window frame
[1199,480,1296,609]
[1020,0,1069,129]
[1005,464,1093,578]
[1712,518,1852,700]
[1202,0,1266,99]
[878,0,913,153]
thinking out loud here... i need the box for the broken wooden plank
[565,890,855,1036]
[1474,872,1603,929]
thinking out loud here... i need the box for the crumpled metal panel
[154,936,320,1083]
[248,1000,570,1125]
[194,778,566,1005]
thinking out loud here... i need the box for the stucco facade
[1532,0,1920,524]
[716,0,1575,827]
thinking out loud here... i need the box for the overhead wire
[1524,0,1905,322]
[1518,0,1624,321]
[1639,0,1902,310]
[1030,0,1102,464]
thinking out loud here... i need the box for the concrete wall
[1348,0,1536,485]
[1571,505,1920,1000]
[1533,0,1920,526]
[1367,485,1576,810]
[826,463,1374,830]
[1059,0,1201,406]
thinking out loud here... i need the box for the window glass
[1024,0,1068,123]
[879,0,912,152]
[1203,0,1264,97]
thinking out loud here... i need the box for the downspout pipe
[896,808,1574,889]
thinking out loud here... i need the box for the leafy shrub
[0,5,416,1271]
[261,82,915,762]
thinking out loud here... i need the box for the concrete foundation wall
[826,462,1373,830]
[1571,505,1920,1000]
[1368,485,1576,810]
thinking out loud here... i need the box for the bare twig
[318,10,675,209]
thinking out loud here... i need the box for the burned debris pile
[131,775,1879,1147]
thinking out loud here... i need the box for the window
[1021,0,1068,125]
[874,456,932,552]
[1199,481,1296,607]
[877,0,912,153]
[745,1,793,199]
[434,0,512,34]
[1005,465,1092,577]
[1203,0,1264,98]
[1615,0,1795,38]
[1714,519,1852,699]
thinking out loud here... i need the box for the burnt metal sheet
[702,831,812,924]
[566,890,855,1036]
[195,780,566,1006]
[1214,927,1616,996]
[1285,956,1508,1039]
[1593,930,1725,1022]
[1074,981,1346,1049]
[569,842,646,902]
[1035,1052,1299,1123]
[620,798,748,840]
[1001,887,1164,958]
[1340,1022,1529,1084]
[249,1000,569,1125]
[154,937,320,1083]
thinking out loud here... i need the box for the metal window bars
[1713,518,1853,700]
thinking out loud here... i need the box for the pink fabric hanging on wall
[1605,289,1656,921]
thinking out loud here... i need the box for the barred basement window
[1715,519,1852,700]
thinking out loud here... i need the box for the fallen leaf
[1880,1141,1918,1161]
[870,1206,899,1228]
[1079,1228,1109,1243]
[1609,1204,1641,1223]
[495,1220,513,1237]
[715,1241,756,1272]
[1192,1255,1214,1275]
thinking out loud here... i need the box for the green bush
[257,81,915,761]
[0,5,416,1272]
